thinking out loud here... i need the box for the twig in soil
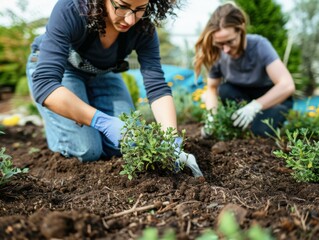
[233,194,257,209]
[103,194,170,220]
[157,202,178,214]
[102,185,114,192]
[155,190,174,197]
[264,199,271,212]
[134,194,144,207]
[252,193,261,204]
[292,204,309,231]
[186,220,191,235]
[210,186,228,200]
[174,200,201,210]
[291,197,306,202]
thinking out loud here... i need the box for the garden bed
[1,123,319,239]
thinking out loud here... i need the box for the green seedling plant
[203,99,248,141]
[217,211,273,240]
[0,147,29,185]
[137,210,272,240]
[138,228,175,240]
[119,111,185,180]
[273,128,319,182]
[261,119,286,150]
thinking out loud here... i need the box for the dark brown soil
[1,122,319,240]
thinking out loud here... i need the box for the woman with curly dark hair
[26,0,202,176]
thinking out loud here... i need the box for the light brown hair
[194,2,247,77]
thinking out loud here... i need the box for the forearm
[150,95,177,130]
[256,81,295,110]
[43,87,96,126]
[205,86,219,113]
[259,59,296,109]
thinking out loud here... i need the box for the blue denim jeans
[218,82,293,137]
[26,51,134,161]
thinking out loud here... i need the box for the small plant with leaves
[119,111,185,180]
[202,99,248,141]
[0,147,29,185]
[273,128,319,183]
[137,210,273,240]
[217,210,273,240]
[261,118,286,150]
[174,88,204,124]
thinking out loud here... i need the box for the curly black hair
[81,0,181,36]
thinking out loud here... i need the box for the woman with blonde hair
[194,2,295,137]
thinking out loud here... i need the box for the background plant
[122,72,140,108]
[203,99,249,141]
[0,147,28,185]
[173,88,204,124]
[119,111,185,180]
[136,88,205,125]
[282,105,319,141]
[273,128,319,183]
[138,210,273,240]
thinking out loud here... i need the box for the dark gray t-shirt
[208,34,279,88]
[31,0,171,105]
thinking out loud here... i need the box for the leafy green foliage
[273,128,319,183]
[122,72,140,108]
[138,228,176,240]
[0,147,28,185]
[173,88,204,124]
[263,105,319,148]
[290,0,319,96]
[217,210,273,240]
[0,5,47,94]
[261,119,286,150]
[119,111,185,180]
[0,23,34,93]
[283,108,319,141]
[136,89,205,125]
[233,0,288,59]
[203,99,248,141]
[137,210,273,240]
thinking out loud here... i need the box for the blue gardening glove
[90,110,125,147]
[231,100,262,129]
[174,137,183,154]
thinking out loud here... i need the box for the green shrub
[15,76,30,96]
[203,99,248,141]
[273,128,319,182]
[137,210,273,240]
[283,107,319,141]
[173,88,204,124]
[122,72,140,108]
[136,88,204,125]
[119,111,185,180]
[0,147,29,185]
